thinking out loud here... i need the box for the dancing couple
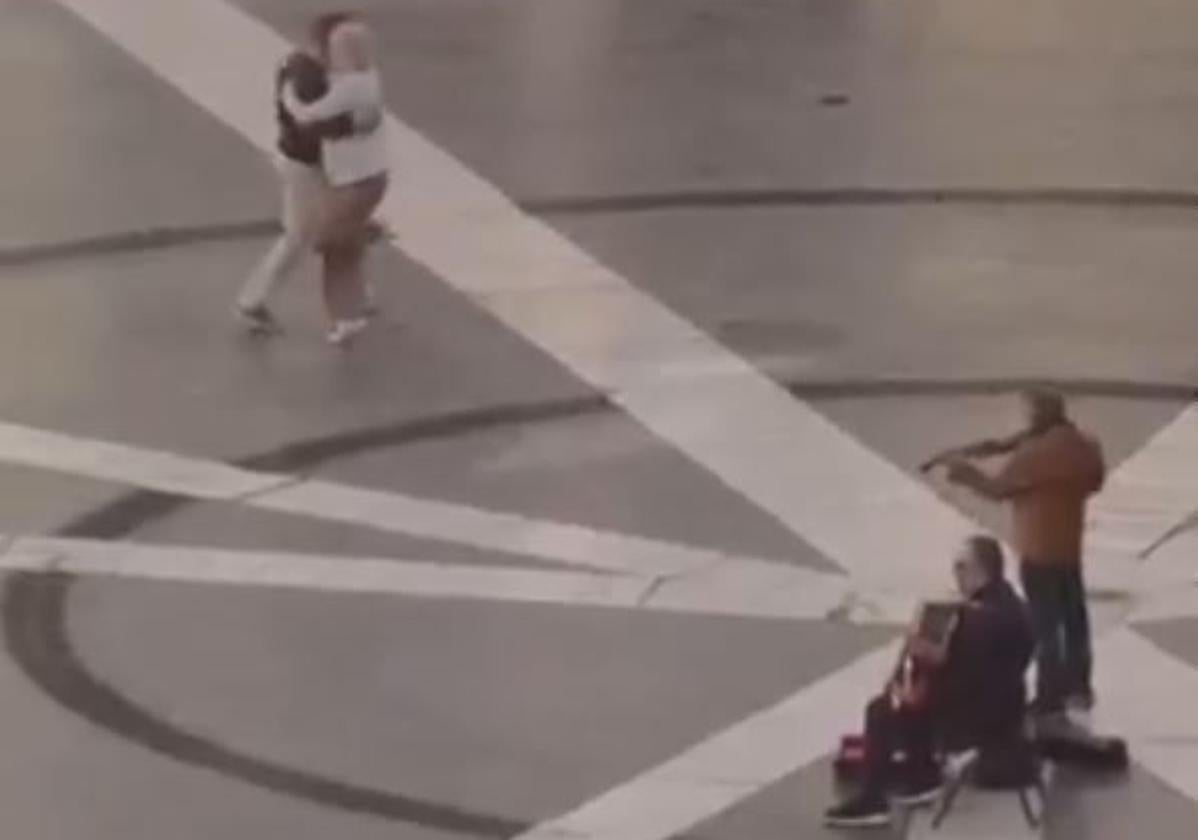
[235,11,389,346]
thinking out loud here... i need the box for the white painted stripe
[1093,627,1198,741]
[0,422,283,499]
[0,535,648,608]
[0,419,836,583]
[255,479,764,579]
[1088,403,1198,565]
[1094,628,1198,803]
[0,535,869,622]
[512,641,900,840]
[50,0,973,598]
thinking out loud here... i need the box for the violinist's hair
[1023,386,1066,425]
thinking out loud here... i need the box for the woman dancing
[283,14,389,346]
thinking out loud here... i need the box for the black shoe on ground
[235,304,281,334]
[891,771,944,807]
[823,793,890,828]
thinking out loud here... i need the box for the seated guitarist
[825,535,1035,829]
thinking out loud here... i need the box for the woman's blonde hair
[328,19,376,72]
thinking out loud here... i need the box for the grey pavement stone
[69,576,892,825]
[231,0,1198,197]
[312,413,833,571]
[0,0,273,251]
[550,206,1198,386]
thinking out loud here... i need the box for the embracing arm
[310,113,357,140]
[282,77,359,124]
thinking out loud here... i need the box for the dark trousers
[1020,563,1092,711]
[861,694,938,797]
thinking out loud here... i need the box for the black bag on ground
[1036,732,1129,773]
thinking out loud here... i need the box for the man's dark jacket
[934,579,1035,750]
[276,51,354,166]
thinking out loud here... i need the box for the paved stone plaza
[3,1,1198,837]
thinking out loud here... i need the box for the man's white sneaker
[234,303,281,335]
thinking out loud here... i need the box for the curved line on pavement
[522,186,1198,217]
[1,572,527,836]
[8,185,1198,265]
[59,394,609,538]
[0,220,278,268]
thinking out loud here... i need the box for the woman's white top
[283,70,388,186]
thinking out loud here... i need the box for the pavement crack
[230,473,305,504]
[635,575,670,607]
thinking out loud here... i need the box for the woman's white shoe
[327,318,368,346]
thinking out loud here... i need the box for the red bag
[834,734,867,781]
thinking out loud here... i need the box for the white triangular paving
[0,534,869,623]
[0,420,813,581]
[1094,628,1198,807]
